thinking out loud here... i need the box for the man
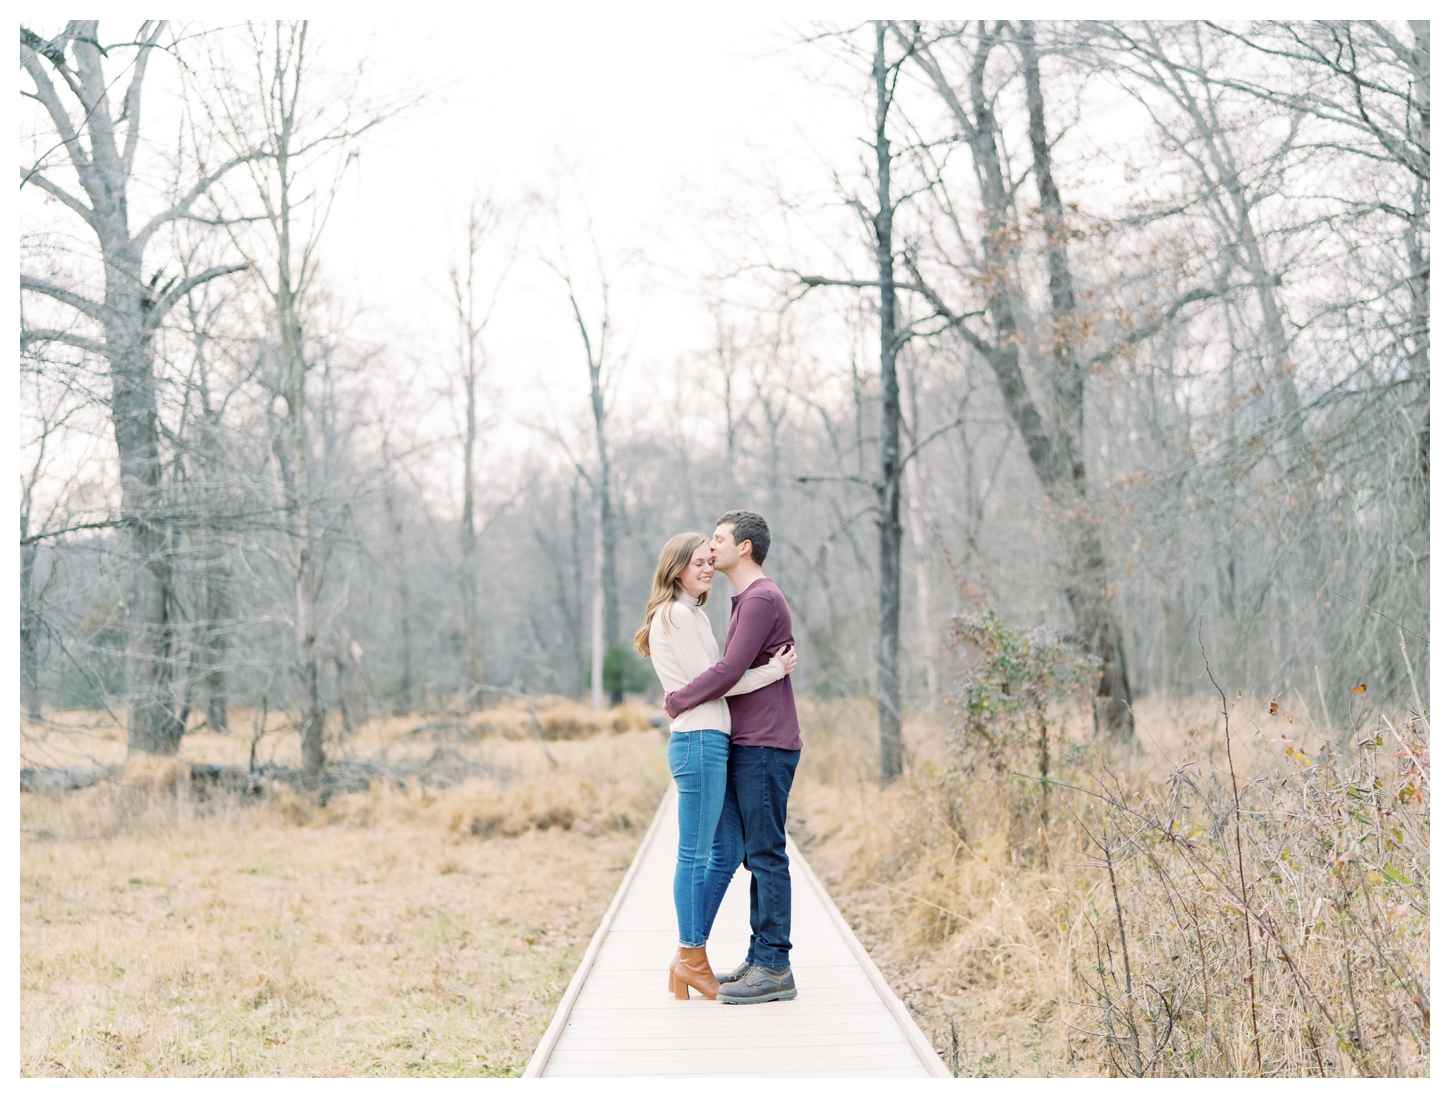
[663,509,801,1005]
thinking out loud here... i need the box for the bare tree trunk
[1019,23,1135,737]
[19,392,50,725]
[282,278,325,785]
[20,539,43,723]
[227,18,393,780]
[903,368,938,706]
[383,461,414,715]
[570,477,587,695]
[1406,21,1430,529]
[174,277,234,734]
[114,331,185,753]
[176,637,202,733]
[872,23,904,782]
[202,547,231,731]
[1019,23,1084,468]
[333,632,358,738]
[20,22,251,755]
[459,377,484,709]
[590,490,607,712]
[553,249,621,707]
[195,356,230,735]
[259,23,326,787]
[600,469,622,707]
[450,199,502,710]
[711,303,742,491]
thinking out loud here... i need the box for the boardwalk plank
[524,783,949,1078]
[552,1020,908,1041]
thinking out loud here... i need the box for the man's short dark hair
[716,510,770,565]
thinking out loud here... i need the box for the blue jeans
[668,730,730,946]
[701,745,801,969]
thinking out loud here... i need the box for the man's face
[711,523,740,571]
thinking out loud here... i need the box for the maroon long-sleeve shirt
[662,576,802,751]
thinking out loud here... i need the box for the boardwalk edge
[521,781,676,1078]
[785,833,955,1078]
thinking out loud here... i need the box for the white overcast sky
[312,12,875,473]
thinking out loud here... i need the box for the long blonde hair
[635,532,709,656]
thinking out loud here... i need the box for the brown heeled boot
[672,944,720,1000]
[667,947,681,992]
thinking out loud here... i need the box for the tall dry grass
[20,718,669,1077]
[20,697,660,775]
[789,695,1429,1077]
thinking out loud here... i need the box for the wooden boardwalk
[524,784,950,1078]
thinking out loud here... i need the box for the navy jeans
[667,730,730,946]
[701,744,801,969]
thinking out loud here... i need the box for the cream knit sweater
[648,596,786,733]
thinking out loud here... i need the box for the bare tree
[868,24,907,781]
[1194,19,1429,519]
[380,434,415,714]
[445,196,513,709]
[544,218,623,709]
[20,21,260,754]
[901,353,938,707]
[214,20,394,785]
[790,25,912,780]
[894,20,1158,741]
[1094,23,1309,458]
[173,257,238,732]
[17,19,1430,777]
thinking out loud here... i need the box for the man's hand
[663,691,681,719]
[774,644,797,675]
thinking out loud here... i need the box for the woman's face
[678,543,715,600]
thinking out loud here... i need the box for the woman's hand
[773,643,798,675]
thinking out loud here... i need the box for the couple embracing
[633,510,802,1005]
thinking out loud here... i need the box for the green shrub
[584,642,654,697]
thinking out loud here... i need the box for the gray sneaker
[717,963,797,1004]
[715,958,752,985]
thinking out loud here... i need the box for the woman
[635,532,796,1000]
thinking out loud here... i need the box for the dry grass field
[20,705,668,1077]
[20,692,1429,1078]
[789,696,1430,1078]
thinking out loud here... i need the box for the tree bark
[903,367,938,707]
[282,279,325,785]
[872,23,904,783]
[590,489,607,712]
[334,633,358,739]
[459,396,484,708]
[203,564,230,732]
[569,477,587,695]
[558,259,620,708]
[20,539,43,723]
[454,205,488,710]
[599,474,622,706]
[383,458,414,715]
[1019,23,1085,472]
[264,22,326,786]
[184,298,232,735]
